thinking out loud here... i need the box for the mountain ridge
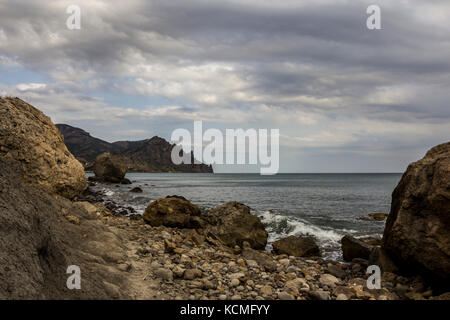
[56,124,213,173]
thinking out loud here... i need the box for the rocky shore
[1,97,449,300]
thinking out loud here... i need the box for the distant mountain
[56,124,213,173]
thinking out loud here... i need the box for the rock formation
[382,141,450,282]
[203,202,268,250]
[56,124,213,173]
[90,152,130,184]
[0,157,129,299]
[0,97,87,199]
[272,236,321,257]
[143,196,203,228]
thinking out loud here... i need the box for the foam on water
[258,210,353,260]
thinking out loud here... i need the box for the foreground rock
[143,196,202,228]
[204,202,268,250]
[341,235,373,262]
[0,158,129,299]
[90,152,130,184]
[382,142,450,282]
[0,97,87,199]
[272,236,321,257]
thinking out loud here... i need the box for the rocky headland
[0,97,449,300]
[56,123,213,173]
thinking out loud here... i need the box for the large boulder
[0,97,87,199]
[341,235,373,261]
[91,152,128,183]
[0,157,129,299]
[272,235,321,257]
[203,202,268,250]
[382,142,450,281]
[143,196,202,228]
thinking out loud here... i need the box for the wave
[257,210,353,260]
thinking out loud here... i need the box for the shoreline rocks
[203,202,268,250]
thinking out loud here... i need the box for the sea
[89,173,402,261]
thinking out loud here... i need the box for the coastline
[73,182,440,300]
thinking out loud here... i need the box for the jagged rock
[272,235,321,257]
[0,97,87,199]
[203,202,268,250]
[91,152,128,183]
[129,187,143,193]
[382,142,450,281]
[341,235,373,262]
[143,197,202,228]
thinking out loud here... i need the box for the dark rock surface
[382,141,450,282]
[272,236,321,257]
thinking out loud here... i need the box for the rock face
[341,235,373,261]
[382,142,450,281]
[203,202,268,250]
[272,236,321,257]
[0,157,128,299]
[0,97,87,199]
[143,197,202,228]
[91,152,128,183]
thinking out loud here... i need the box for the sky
[0,0,449,173]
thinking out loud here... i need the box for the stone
[203,202,268,249]
[382,142,450,281]
[327,264,346,279]
[92,152,128,184]
[260,285,273,296]
[143,197,202,228]
[246,260,258,268]
[309,290,330,300]
[130,187,143,193]
[153,268,173,281]
[272,236,321,257]
[341,235,373,261]
[278,292,295,300]
[336,293,348,300]
[359,213,388,221]
[230,278,240,287]
[183,269,202,280]
[242,247,277,272]
[0,97,87,199]
[319,274,339,287]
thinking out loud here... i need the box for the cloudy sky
[1,0,449,172]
